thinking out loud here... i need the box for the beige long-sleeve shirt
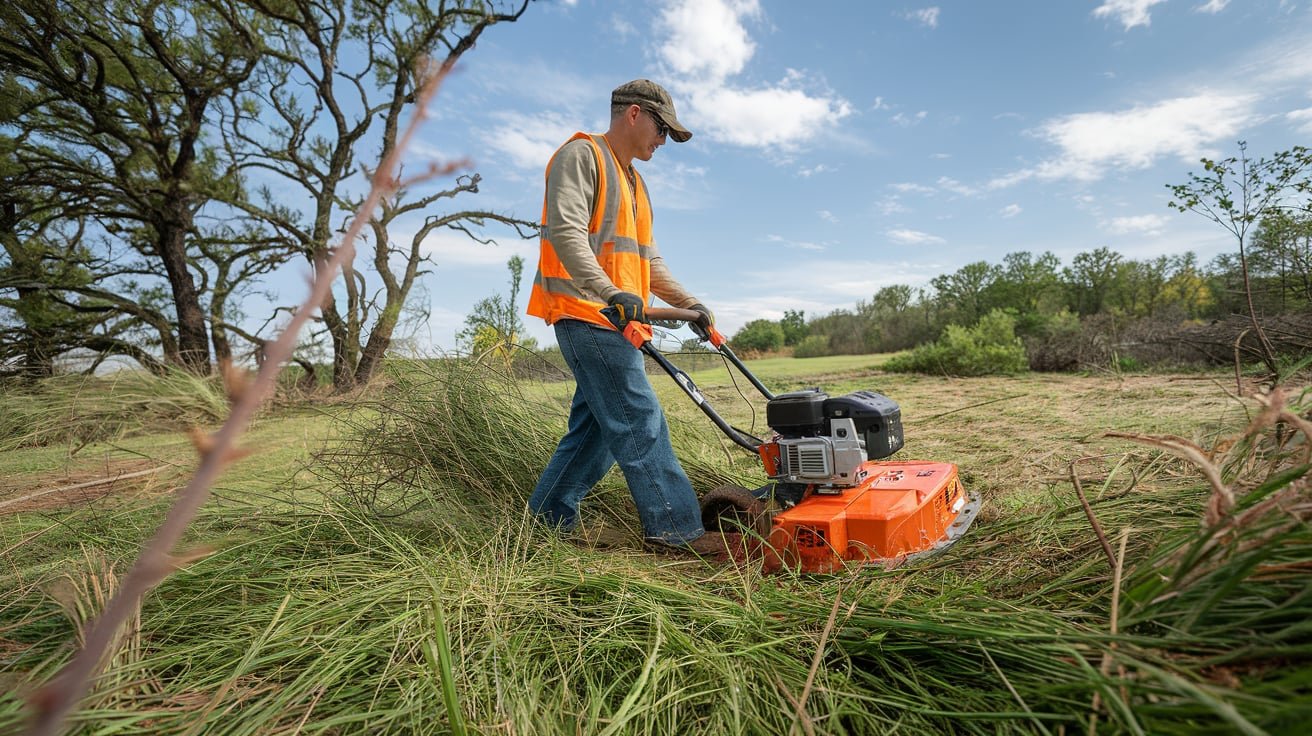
[543,138,700,310]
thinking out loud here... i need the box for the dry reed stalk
[1071,455,1119,571]
[1105,431,1233,526]
[26,55,466,736]
[1087,528,1131,736]
[789,580,858,736]
[1107,385,1312,590]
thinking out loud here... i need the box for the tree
[779,309,807,346]
[224,0,535,389]
[0,0,268,374]
[1248,211,1312,310]
[861,284,931,352]
[1167,142,1312,379]
[459,255,536,361]
[730,319,785,353]
[1063,247,1122,316]
[930,261,1000,326]
[1160,252,1213,319]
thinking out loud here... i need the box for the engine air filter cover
[825,391,904,459]
[767,389,828,435]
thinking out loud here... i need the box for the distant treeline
[730,222,1312,370]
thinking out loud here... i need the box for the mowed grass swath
[0,360,1309,734]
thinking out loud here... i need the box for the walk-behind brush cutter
[607,306,981,573]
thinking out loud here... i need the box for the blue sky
[385,0,1312,351]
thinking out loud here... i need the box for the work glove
[606,291,647,326]
[689,302,714,340]
[689,303,714,329]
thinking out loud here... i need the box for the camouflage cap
[611,79,692,143]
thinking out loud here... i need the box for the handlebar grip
[644,306,703,323]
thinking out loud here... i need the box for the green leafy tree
[991,251,1064,333]
[459,255,536,361]
[1160,252,1213,319]
[1167,141,1312,379]
[930,261,1000,326]
[730,319,785,353]
[1247,211,1312,310]
[1063,247,1123,316]
[0,0,267,373]
[779,309,807,346]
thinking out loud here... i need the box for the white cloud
[1195,0,1230,13]
[609,15,636,38]
[482,111,584,171]
[1104,214,1171,235]
[892,182,936,195]
[818,209,838,223]
[689,256,955,336]
[876,196,909,216]
[887,228,945,245]
[656,0,852,151]
[1241,28,1312,88]
[891,110,928,127]
[930,152,952,160]
[765,233,826,251]
[685,82,852,149]
[418,228,537,268]
[658,0,760,81]
[936,176,978,197]
[999,204,1022,218]
[1288,106,1312,134]
[872,96,892,110]
[1092,0,1168,30]
[640,161,712,211]
[995,92,1256,185]
[799,163,833,177]
[906,7,941,28]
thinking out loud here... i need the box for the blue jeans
[528,319,704,544]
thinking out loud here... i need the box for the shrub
[1021,309,1087,371]
[791,334,831,358]
[730,319,785,353]
[884,309,1028,376]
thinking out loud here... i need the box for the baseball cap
[611,79,692,143]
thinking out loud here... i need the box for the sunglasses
[644,109,670,138]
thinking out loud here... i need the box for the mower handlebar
[644,306,703,324]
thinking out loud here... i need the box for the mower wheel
[699,484,772,537]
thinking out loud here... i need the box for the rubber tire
[699,484,772,537]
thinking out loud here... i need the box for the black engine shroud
[765,388,904,460]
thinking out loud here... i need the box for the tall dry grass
[2,363,1309,734]
[0,371,232,451]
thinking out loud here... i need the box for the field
[1,355,1309,735]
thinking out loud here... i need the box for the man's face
[634,107,668,161]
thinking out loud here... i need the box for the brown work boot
[650,531,754,563]
[568,522,634,551]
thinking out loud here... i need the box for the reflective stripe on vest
[526,133,654,329]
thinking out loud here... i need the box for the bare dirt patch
[0,459,178,516]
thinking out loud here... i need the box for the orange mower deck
[763,460,979,573]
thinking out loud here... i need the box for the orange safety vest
[526,133,654,329]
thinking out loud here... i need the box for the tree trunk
[353,305,396,385]
[156,196,212,374]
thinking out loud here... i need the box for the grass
[0,370,234,452]
[0,360,1308,734]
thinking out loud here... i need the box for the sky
[375,0,1312,351]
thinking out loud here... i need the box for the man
[525,79,735,557]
